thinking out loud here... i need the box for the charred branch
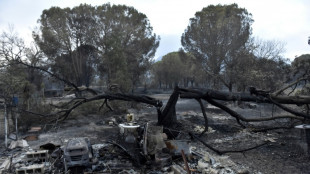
[195,98,209,135]
[203,96,304,122]
[189,132,269,155]
[21,92,162,123]
[189,132,223,155]
[18,83,310,134]
[181,149,191,174]
[249,87,270,97]
[179,88,310,105]
[269,94,310,105]
[178,88,306,129]
[49,98,86,109]
[57,93,162,121]
[106,141,142,166]
[268,96,310,119]
[99,98,114,111]
[12,59,80,93]
[251,124,297,133]
[64,86,99,96]
[273,76,309,96]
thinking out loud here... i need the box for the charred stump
[157,86,180,128]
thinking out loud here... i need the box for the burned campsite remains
[1,3,310,174]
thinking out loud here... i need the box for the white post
[15,108,18,140]
[4,103,7,148]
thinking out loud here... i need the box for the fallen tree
[6,58,310,136]
[3,59,309,158]
[19,82,310,132]
[156,85,309,134]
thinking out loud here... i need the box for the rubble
[0,158,10,173]
[0,112,261,174]
[0,130,257,174]
[15,164,46,174]
[9,140,29,149]
[0,138,255,174]
[25,150,48,162]
[171,164,187,174]
[165,140,190,155]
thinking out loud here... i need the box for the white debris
[9,140,29,149]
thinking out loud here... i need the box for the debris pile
[0,114,255,174]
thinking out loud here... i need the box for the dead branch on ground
[273,76,309,96]
[189,132,269,155]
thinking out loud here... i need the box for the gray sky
[0,0,309,61]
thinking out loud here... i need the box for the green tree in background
[95,4,159,92]
[34,4,159,92]
[152,61,164,89]
[34,4,98,87]
[291,54,310,78]
[248,38,289,91]
[178,49,206,88]
[152,50,207,89]
[291,54,310,95]
[0,28,44,109]
[152,52,184,89]
[181,3,253,91]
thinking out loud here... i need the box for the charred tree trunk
[157,86,180,127]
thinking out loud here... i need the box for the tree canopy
[180,4,289,92]
[151,50,206,89]
[34,3,159,91]
[181,3,253,90]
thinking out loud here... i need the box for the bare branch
[195,98,208,136]
[12,59,80,92]
[273,76,309,96]
[269,96,310,119]
[54,93,162,121]
[178,88,304,125]
[189,132,269,155]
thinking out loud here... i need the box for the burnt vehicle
[63,138,93,168]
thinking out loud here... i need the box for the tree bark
[158,86,179,127]
[180,88,310,105]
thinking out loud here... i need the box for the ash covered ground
[2,94,310,174]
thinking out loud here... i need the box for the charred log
[178,87,307,131]
[189,132,269,155]
[196,98,209,135]
[21,92,163,123]
[179,88,310,105]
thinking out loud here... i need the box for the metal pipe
[4,103,7,147]
[15,108,18,139]
[181,149,191,174]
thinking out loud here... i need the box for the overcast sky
[0,0,309,61]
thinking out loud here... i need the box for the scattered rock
[213,162,224,169]
[265,137,276,143]
[171,165,187,174]
[198,159,210,170]
[208,127,216,133]
[203,168,218,174]
[219,167,235,174]
[9,140,29,149]
[203,153,211,163]
[237,169,250,174]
